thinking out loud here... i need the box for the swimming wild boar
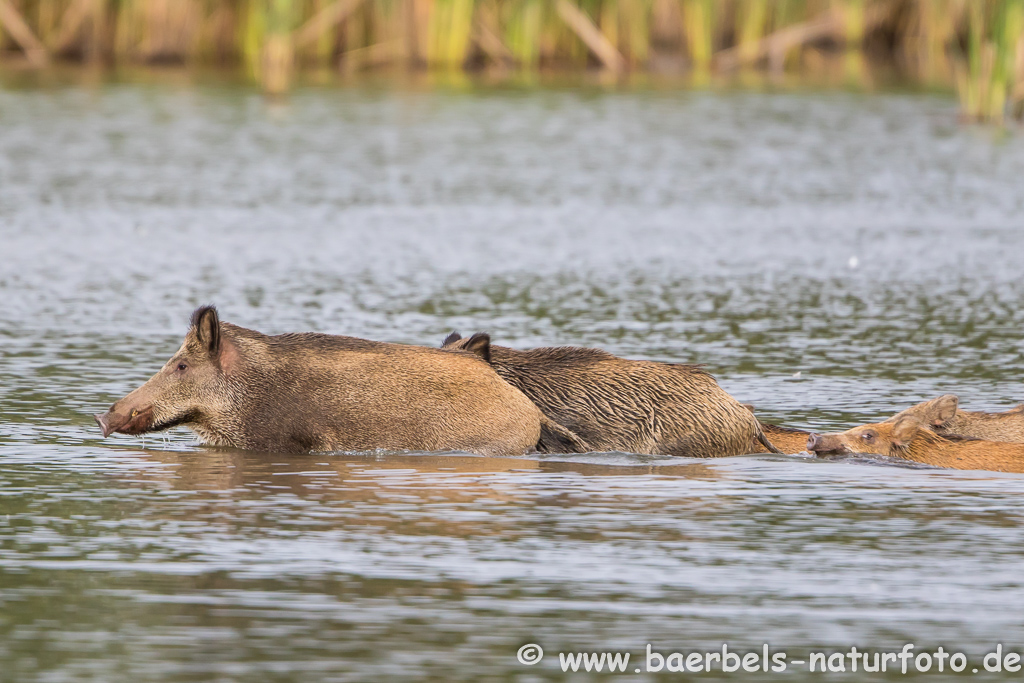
[441,332,780,457]
[889,394,1024,443]
[95,306,586,455]
[806,416,1024,473]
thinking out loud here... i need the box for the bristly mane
[221,323,392,354]
[501,346,710,376]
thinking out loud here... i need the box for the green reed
[0,0,1021,122]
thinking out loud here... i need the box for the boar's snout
[806,433,822,452]
[94,403,154,438]
[94,409,124,440]
[94,412,114,438]
[807,433,842,454]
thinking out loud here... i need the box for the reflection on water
[3,84,1024,680]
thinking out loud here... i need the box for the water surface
[2,83,1024,681]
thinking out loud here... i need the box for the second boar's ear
[933,394,959,424]
[441,331,462,348]
[461,333,491,363]
[190,305,221,357]
[891,416,921,447]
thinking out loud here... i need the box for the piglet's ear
[891,416,921,447]
[190,305,221,357]
[934,394,959,424]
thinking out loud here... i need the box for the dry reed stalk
[555,0,624,70]
[261,0,294,94]
[0,0,49,65]
[47,0,106,62]
[200,2,240,63]
[362,0,400,67]
[302,0,334,65]
[715,8,841,71]
[36,0,61,46]
[339,36,399,69]
[52,0,89,54]
[916,0,956,82]
[474,0,516,65]
[85,0,104,62]
[649,0,682,56]
[599,0,617,57]
[133,0,202,63]
[294,0,363,48]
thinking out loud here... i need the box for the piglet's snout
[806,433,824,452]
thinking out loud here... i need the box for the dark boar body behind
[442,332,780,457]
[94,307,556,455]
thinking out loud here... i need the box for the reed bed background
[0,0,1022,122]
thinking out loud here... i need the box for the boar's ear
[460,333,492,363]
[891,416,921,447]
[190,305,221,357]
[740,403,756,413]
[441,331,462,348]
[933,394,959,424]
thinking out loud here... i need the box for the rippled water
[3,82,1024,681]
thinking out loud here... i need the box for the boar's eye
[177,363,188,372]
[861,431,876,442]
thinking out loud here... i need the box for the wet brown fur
[753,422,811,454]
[441,332,781,457]
[890,394,1024,443]
[738,404,810,454]
[808,416,1024,473]
[95,307,556,455]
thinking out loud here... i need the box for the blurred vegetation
[0,0,1021,122]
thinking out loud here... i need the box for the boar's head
[95,306,236,441]
[806,416,924,457]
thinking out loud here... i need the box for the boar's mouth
[95,408,196,438]
[144,411,197,434]
[809,446,852,456]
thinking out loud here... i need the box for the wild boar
[806,416,1024,473]
[440,332,781,457]
[889,394,1024,443]
[95,306,587,455]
